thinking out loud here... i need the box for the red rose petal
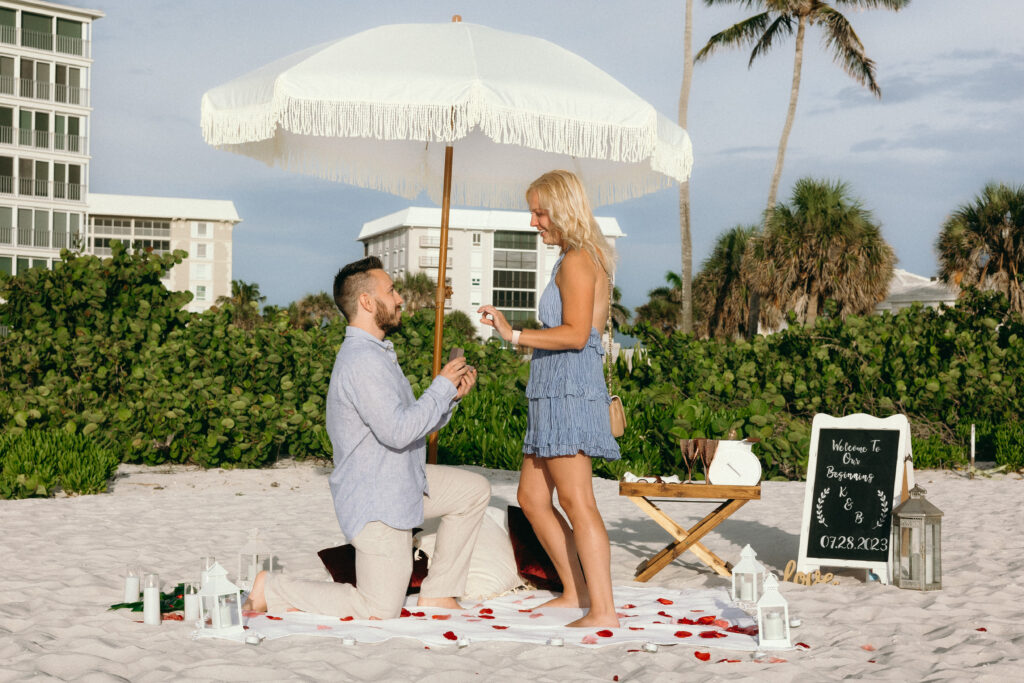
[657,610,672,618]
[713,619,730,629]
[796,642,811,649]
[518,609,533,613]
[400,608,411,618]
[726,625,759,636]
[266,615,283,621]
[162,613,184,621]
[479,615,495,619]
[868,659,876,664]
[431,614,451,620]
[442,631,458,641]
[614,677,619,682]
[492,625,509,630]
[243,625,250,630]
[696,615,716,625]
[677,617,696,625]
[691,609,704,612]
[411,611,425,617]
[628,627,644,631]
[699,630,727,639]
[976,627,987,632]
[694,651,711,661]
[479,608,493,615]
[674,630,693,638]
[657,598,674,605]
[620,603,636,609]
[717,659,741,663]
[581,634,599,644]
[339,616,354,621]
[861,644,876,652]
[529,612,543,619]
[596,630,614,638]
[768,657,788,663]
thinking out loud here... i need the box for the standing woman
[478,170,621,628]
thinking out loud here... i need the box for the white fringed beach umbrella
[201,18,693,461]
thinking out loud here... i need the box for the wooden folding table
[620,481,761,582]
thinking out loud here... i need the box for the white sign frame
[797,413,915,584]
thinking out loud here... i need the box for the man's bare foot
[537,594,589,610]
[566,610,620,629]
[416,596,461,610]
[242,570,269,612]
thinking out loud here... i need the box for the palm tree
[634,271,683,334]
[678,0,696,334]
[749,177,895,326]
[693,225,758,338]
[696,0,910,214]
[937,182,1024,315]
[393,272,436,312]
[292,291,339,330]
[216,279,266,329]
[610,285,631,332]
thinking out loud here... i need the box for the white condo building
[0,0,101,277]
[87,193,241,313]
[359,207,624,339]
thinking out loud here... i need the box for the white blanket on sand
[193,586,782,651]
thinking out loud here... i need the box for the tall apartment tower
[359,207,624,339]
[0,0,102,277]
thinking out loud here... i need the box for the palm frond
[748,14,795,66]
[816,5,880,96]
[695,12,774,63]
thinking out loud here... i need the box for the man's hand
[438,356,471,391]
[455,365,477,400]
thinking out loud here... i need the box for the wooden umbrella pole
[428,144,454,465]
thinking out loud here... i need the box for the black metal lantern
[891,485,942,590]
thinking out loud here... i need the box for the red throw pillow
[318,539,429,594]
[506,505,564,593]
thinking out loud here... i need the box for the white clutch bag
[706,440,762,486]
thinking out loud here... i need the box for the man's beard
[374,298,402,334]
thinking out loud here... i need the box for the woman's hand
[476,305,513,342]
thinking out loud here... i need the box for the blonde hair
[527,170,616,276]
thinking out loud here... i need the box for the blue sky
[73,0,1024,310]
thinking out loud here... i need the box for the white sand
[1,461,1021,681]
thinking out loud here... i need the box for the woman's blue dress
[522,252,621,461]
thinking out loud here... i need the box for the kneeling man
[246,256,489,617]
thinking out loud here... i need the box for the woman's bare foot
[536,594,589,610]
[416,596,461,610]
[241,570,269,612]
[566,610,620,628]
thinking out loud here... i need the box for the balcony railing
[6,28,90,58]
[0,126,87,153]
[14,77,89,106]
[0,223,79,249]
[0,74,12,96]
[0,175,11,195]
[14,178,85,200]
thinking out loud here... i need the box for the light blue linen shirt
[326,326,458,541]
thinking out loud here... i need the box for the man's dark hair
[333,256,383,321]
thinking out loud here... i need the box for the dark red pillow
[318,539,429,595]
[507,505,564,593]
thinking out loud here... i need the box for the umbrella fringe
[201,93,692,180]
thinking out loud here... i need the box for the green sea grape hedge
[1,244,1022,480]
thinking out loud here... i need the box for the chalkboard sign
[797,414,914,584]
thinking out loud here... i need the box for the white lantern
[756,573,791,650]
[731,544,766,603]
[198,562,244,636]
[892,485,943,590]
[237,528,275,591]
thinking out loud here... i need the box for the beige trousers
[264,464,490,619]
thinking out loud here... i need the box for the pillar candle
[762,610,784,641]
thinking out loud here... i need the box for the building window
[195,285,208,302]
[493,270,535,289]
[193,263,211,281]
[21,12,54,52]
[492,290,535,308]
[493,250,537,269]
[472,232,481,246]
[499,309,536,326]
[193,221,209,238]
[471,275,481,287]
[494,230,536,250]
[194,243,208,259]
